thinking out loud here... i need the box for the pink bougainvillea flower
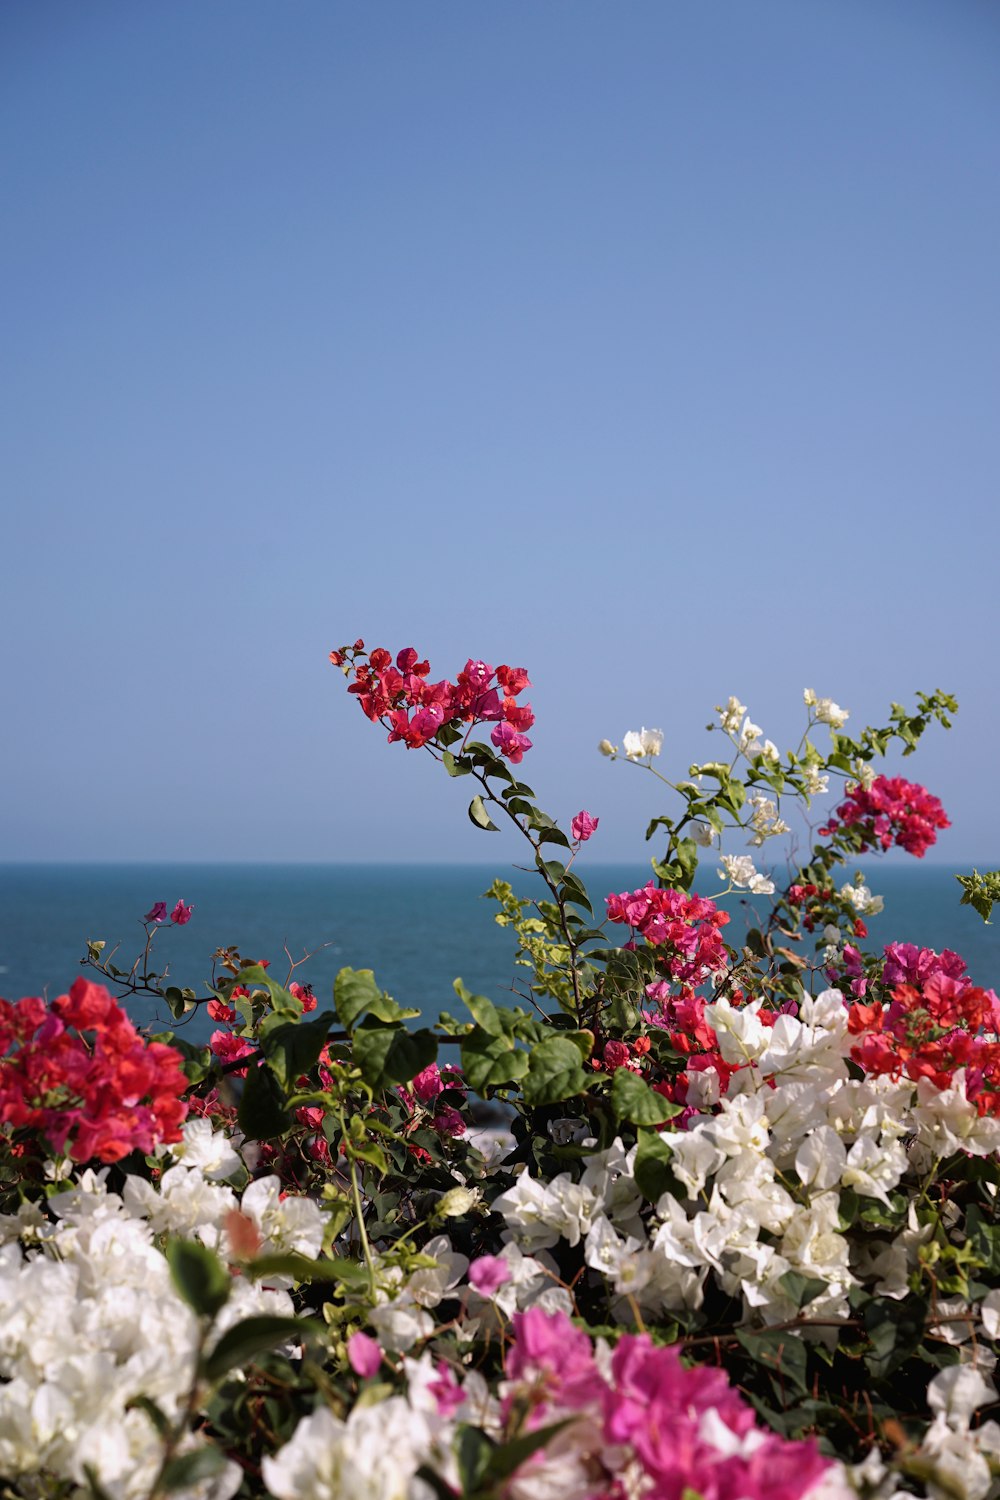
[170,899,193,925]
[602,1040,631,1071]
[468,1255,511,1296]
[347,1331,382,1379]
[432,1104,466,1137]
[490,722,532,763]
[411,1063,444,1102]
[144,901,168,924]
[571,810,599,842]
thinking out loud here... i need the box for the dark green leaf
[442,749,471,777]
[353,1020,437,1087]
[736,1328,809,1396]
[334,968,419,1031]
[610,1069,678,1126]
[260,1009,335,1089]
[204,1313,324,1383]
[460,1030,529,1091]
[777,1270,828,1311]
[166,1239,231,1319]
[237,1060,293,1141]
[522,1037,590,1106]
[863,1293,928,1378]
[468,795,500,832]
[634,1128,677,1201]
[160,1447,227,1491]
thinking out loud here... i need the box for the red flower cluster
[605,883,730,986]
[330,641,534,762]
[848,954,1000,1113]
[0,979,189,1163]
[820,775,949,857]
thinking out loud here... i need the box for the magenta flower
[468,1255,511,1297]
[432,1105,466,1137]
[144,902,168,924]
[490,722,532,763]
[170,899,193,926]
[571,810,599,842]
[411,1063,444,1103]
[347,1331,382,1379]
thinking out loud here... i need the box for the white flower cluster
[839,880,885,916]
[804,689,850,730]
[719,854,775,896]
[0,1121,327,1498]
[747,793,790,845]
[622,727,664,760]
[494,992,1000,1339]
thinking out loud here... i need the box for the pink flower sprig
[330,641,534,764]
[499,1309,834,1500]
[819,774,949,858]
[605,882,730,986]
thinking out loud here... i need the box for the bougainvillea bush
[5,644,1000,1500]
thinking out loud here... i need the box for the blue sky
[3,2,998,866]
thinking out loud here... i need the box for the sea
[2,862,999,1046]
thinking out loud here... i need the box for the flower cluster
[264,1305,838,1500]
[330,640,535,762]
[605,882,730,986]
[821,774,950,857]
[0,979,188,1163]
[848,949,1000,1113]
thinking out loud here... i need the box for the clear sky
[3,2,999,867]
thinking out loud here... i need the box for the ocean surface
[2,862,999,1046]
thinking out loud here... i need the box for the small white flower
[689,821,715,847]
[814,697,849,730]
[597,738,616,757]
[738,718,764,755]
[623,727,663,760]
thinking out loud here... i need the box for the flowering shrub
[6,647,1000,1499]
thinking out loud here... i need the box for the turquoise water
[2,862,998,1044]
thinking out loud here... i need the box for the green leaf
[460,1029,529,1091]
[522,1037,590,1106]
[260,1009,335,1089]
[560,871,593,914]
[204,1313,324,1383]
[634,1128,677,1201]
[483,1419,572,1482]
[334,968,419,1032]
[610,1069,678,1126]
[237,1060,293,1141]
[442,749,471,777]
[863,1293,928,1378]
[125,1395,171,1439]
[777,1270,828,1311]
[352,1019,437,1088]
[159,1447,228,1492]
[166,1239,231,1320]
[454,978,504,1036]
[456,1426,493,1493]
[736,1327,809,1396]
[242,1251,349,1284]
[468,795,500,832]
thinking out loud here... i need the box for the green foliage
[956,868,1000,924]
